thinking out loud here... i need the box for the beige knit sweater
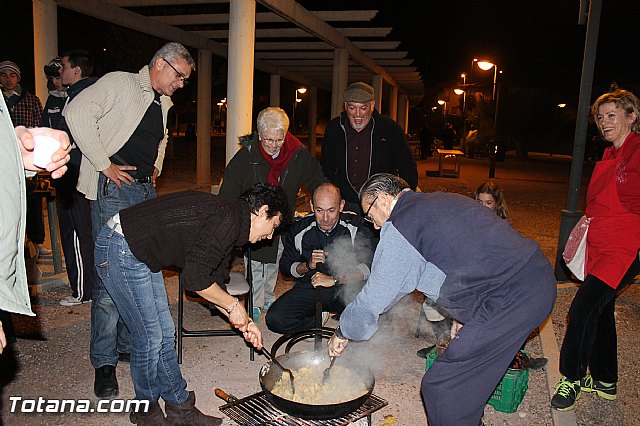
[64,66,172,200]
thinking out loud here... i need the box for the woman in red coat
[552,88,640,411]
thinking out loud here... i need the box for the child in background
[474,181,548,370]
[473,181,510,220]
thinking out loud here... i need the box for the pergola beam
[56,0,324,89]
[257,0,399,87]
[192,27,392,39]
[150,10,378,25]
[253,41,402,51]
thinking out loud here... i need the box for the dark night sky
[376,0,640,95]
[3,1,640,101]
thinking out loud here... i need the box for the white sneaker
[60,296,90,306]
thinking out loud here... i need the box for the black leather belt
[133,176,152,183]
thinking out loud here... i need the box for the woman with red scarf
[552,88,640,412]
[220,107,327,322]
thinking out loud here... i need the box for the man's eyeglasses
[260,136,285,145]
[162,58,189,85]
[363,195,378,223]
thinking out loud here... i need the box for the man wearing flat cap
[321,81,417,214]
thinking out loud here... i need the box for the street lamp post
[292,87,307,134]
[216,98,227,133]
[476,61,498,101]
[437,99,447,117]
[458,73,466,115]
[216,102,223,133]
[475,60,500,178]
[455,74,467,152]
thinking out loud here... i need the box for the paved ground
[2,141,639,425]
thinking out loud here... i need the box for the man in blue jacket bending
[328,173,557,426]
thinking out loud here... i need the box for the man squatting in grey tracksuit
[328,173,556,426]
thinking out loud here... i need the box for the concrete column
[270,74,281,107]
[397,94,409,134]
[33,0,58,105]
[389,85,398,121]
[331,48,348,119]
[196,49,212,185]
[226,0,256,165]
[371,75,383,114]
[307,86,318,158]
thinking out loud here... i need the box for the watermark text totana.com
[9,396,149,413]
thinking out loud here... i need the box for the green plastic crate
[425,348,529,413]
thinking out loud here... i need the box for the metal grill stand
[218,391,387,425]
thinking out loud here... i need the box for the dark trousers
[421,251,556,426]
[0,310,18,384]
[559,258,640,383]
[56,189,94,301]
[0,310,16,346]
[25,182,45,244]
[266,283,354,334]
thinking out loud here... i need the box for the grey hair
[149,42,196,71]
[257,107,290,135]
[359,173,409,202]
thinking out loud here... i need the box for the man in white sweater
[65,42,194,400]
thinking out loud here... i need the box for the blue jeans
[95,225,188,405]
[90,174,156,368]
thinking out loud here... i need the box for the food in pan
[270,364,368,404]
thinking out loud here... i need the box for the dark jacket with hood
[321,109,418,209]
[52,77,99,191]
[219,131,327,263]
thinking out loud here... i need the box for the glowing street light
[558,103,567,108]
[437,99,447,116]
[292,87,307,133]
[216,98,227,132]
[472,59,502,178]
[457,73,468,149]
[476,61,494,71]
[476,61,499,101]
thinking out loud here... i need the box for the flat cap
[343,82,375,103]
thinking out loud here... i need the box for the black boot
[165,391,222,426]
[130,401,169,425]
[416,345,435,359]
[522,353,548,370]
[94,365,119,398]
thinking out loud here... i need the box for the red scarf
[258,132,303,185]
